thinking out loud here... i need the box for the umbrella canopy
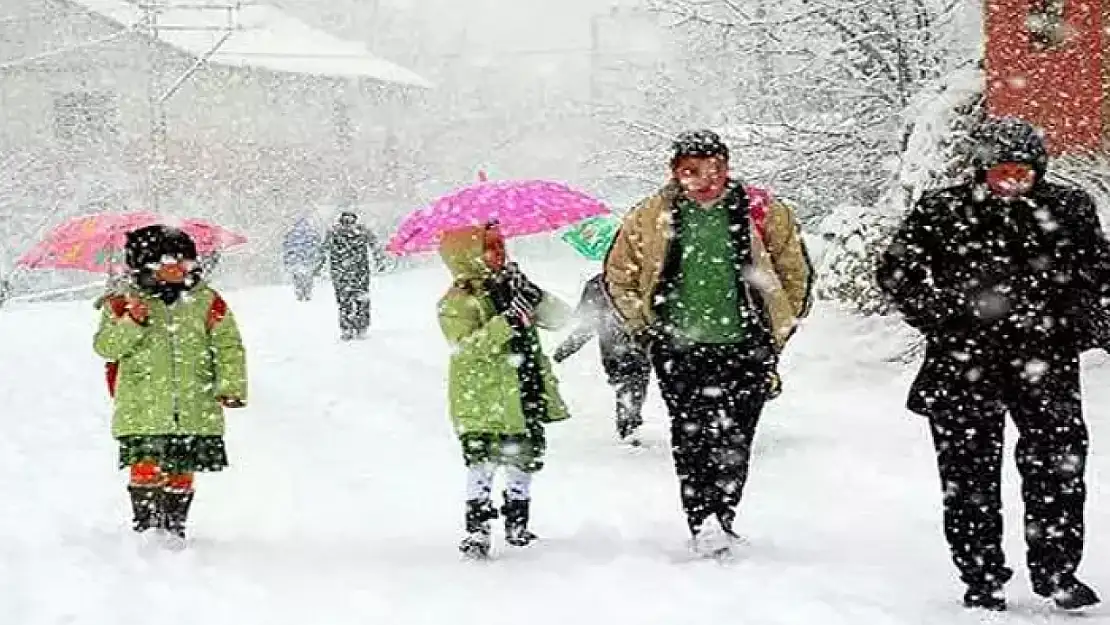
[18,212,248,273]
[387,178,608,256]
[561,214,623,261]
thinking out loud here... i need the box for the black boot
[963,569,1012,612]
[161,490,195,540]
[502,497,537,547]
[460,499,497,558]
[127,485,162,533]
[963,584,1007,611]
[1033,574,1101,611]
[717,508,740,539]
[616,417,641,443]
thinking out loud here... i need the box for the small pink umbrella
[387,172,609,255]
[18,212,248,273]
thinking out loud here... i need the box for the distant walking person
[283,216,324,301]
[325,211,379,340]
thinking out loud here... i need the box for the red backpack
[103,294,228,397]
[746,185,772,242]
[745,186,815,320]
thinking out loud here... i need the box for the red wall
[985,0,1104,154]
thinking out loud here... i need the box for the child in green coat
[437,224,571,558]
[94,225,247,544]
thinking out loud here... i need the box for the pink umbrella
[17,212,248,273]
[387,173,609,255]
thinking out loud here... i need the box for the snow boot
[963,584,1007,611]
[616,419,642,446]
[340,329,355,341]
[502,497,537,547]
[160,490,195,542]
[691,516,734,558]
[716,508,743,541]
[127,485,162,533]
[460,499,497,559]
[1033,574,1100,611]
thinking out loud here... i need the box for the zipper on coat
[165,305,182,426]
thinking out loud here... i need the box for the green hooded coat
[94,283,247,438]
[437,228,571,436]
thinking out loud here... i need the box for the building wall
[0,0,421,281]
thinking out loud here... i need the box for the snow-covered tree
[599,0,978,215]
[817,66,984,314]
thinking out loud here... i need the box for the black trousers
[926,351,1088,588]
[333,282,370,331]
[603,355,650,435]
[651,341,769,534]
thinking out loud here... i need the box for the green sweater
[666,198,752,344]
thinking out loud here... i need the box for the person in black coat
[877,117,1109,612]
[325,211,381,340]
[553,274,650,443]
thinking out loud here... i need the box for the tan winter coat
[604,182,812,350]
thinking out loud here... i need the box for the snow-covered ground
[1,259,1108,624]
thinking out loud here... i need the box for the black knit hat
[970,117,1049,178]
[125,225,198,271]
[671,130,729,167]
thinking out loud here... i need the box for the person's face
[673,155,729,204]
[339,214,357,227]
[985,162,1036,198]
[153,255,195,283]
[482,226,507,272]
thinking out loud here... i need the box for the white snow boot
[691,517,736,558]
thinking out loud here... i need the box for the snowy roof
[67,0,432,87]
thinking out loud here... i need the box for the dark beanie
[671,130,729,166]
[125,225,198,271]
[970,117,1049,179]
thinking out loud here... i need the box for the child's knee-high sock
[466,462,495,503]
[504,466,532,501]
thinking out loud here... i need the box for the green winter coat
[94,284,247,438]
[437,228,571,436]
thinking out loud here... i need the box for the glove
[485,273,514,313]
[552,344,572,364]
[217,396,246,408]
[122,297,150,325]
[504,263,544,308]
[506,292,536,327]
[486,269,538,328]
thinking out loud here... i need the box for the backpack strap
[206,293,228,332]
[746,186,772,241]
[105,295,128,318]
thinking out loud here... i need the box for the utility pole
[138,0,243,211]
[143,0,168,212]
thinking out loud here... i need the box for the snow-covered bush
[817,66,984,314]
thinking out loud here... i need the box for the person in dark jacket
[877,117,1108,612]
[553,274,650,443]
[325,211,380,340]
